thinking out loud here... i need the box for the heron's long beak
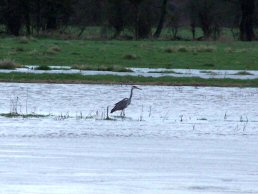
[135,86,142,90]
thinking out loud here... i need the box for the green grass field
[1,37,258,70]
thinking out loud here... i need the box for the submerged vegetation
[71,64,133,72]
[0,94,51,118]
[0,113,50,118]
[148,70,182,74]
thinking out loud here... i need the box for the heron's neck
[129,88,134,100]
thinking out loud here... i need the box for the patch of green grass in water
[0,72,257,87]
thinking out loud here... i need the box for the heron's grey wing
[111,98,128,113]
[115,98,128,105]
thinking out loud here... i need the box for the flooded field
[1,66,258,80]
[0,83,258,194]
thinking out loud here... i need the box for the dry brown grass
[165,45,216,53]
[0,59,23,69]
[19,36,30,44]
[123,54,138,60]
[45,45,62,55]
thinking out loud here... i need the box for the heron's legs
[120,110,125,117]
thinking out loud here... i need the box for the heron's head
[132,86,142,90]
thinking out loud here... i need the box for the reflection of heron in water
[111,86,142,117]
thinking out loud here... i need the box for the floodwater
[1,66,258,80]
[0,83,258,194]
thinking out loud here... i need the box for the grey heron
[111,86,142,116]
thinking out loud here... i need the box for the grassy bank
[0,37,258,70]
[0,72,257,87]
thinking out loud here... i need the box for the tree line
[0,0,257,41]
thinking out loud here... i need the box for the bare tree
[4,0,22,36]
[154,0,168,38]
[108,0,127,38]
[239,0,255,41]
[128,0,144,39]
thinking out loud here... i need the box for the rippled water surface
[0,83,257,137]
[0,83,258,194]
